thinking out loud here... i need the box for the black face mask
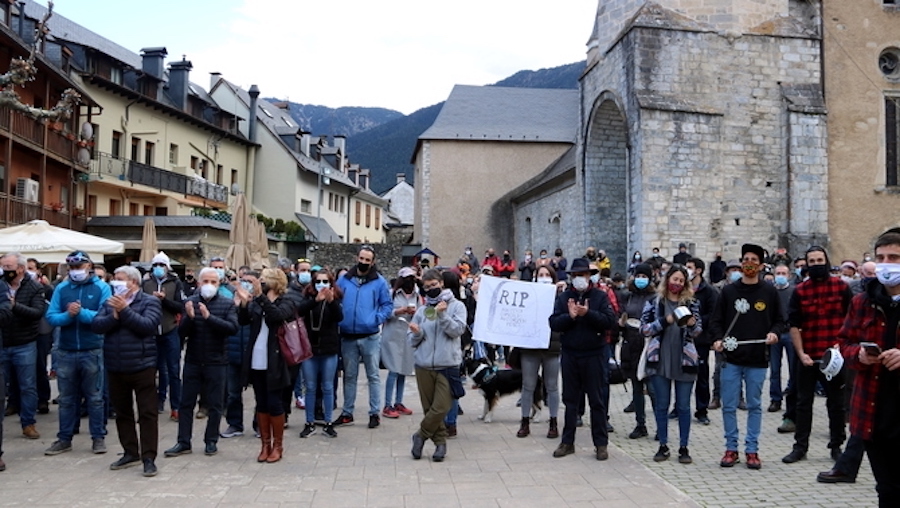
[425,287,442,299]
[808,264,830,281]
[357,262,371,273]
[401,279,416,293]
[259,282,269,293]
[185,275,194,281]
[3,269,17,282]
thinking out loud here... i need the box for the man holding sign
[548,258,617,460]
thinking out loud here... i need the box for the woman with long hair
[298,268,343,438]
[516,265,563,439]
[640,264,702,465]
[381,268,419,419]
[619,263,658,440]
[237,268,295,463]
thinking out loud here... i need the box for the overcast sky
[41,0,597,115]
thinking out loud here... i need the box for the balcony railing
[47,129,75,160]
[10,111,44,146]
[88,153,228,205]
[0,193,86,231]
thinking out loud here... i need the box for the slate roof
[506,145,576,203]
[418,85,578,143]
[295,213,341,242]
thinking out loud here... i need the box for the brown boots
[547,417,559,439]
[267,414,285,463]
[256,412,272,462]
[256,412,286,463]
[516,417,530,438]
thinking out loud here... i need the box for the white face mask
[876,263,900,288]
[537,276,553,284]
[109,280,129,297]
[200,283,217,300]
[572,276,589,292]
[26,270,38,281]
[590,274,600,284]
[69,269,88,282]
[315,282,330,292]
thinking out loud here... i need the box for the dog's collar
[481,365,498,384]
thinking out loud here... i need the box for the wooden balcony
[0,193,86,231]
[10,111,44,147]
[47,129,75,160]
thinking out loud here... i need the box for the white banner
[472,275,557,348]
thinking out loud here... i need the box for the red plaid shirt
[838,291,896,440]
[789,277,852,360]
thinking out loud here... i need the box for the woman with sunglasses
[298,269,343,439]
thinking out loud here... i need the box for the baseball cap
[66,251,91,266]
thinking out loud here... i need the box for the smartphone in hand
[860,342,882,356]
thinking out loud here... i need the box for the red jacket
[482,255,502,273]
[838,284,899,440]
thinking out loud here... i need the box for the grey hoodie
[407,296,467,370]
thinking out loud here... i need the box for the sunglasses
[152,263,167,268]
[315,279,330,283]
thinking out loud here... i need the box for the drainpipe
[245,85,259,206]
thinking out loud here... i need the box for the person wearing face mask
[164,267,239,459]
[792,257,808,285]
[830,229,900,502]
[617,263,658,440]
[497,250,516,279]
[709,252,727,284]
[518,250,536,282]
[481,248,502,275]
[628,251,644,275]
[25,257,54,415]
[684,258,719,427]
[640,264,702,464]
[462,246,480,273]
[710,244,785,470]
[549,258,617,460]
[850,261,877,296]
[141,252,185,423]
[781,246,852,466]
[0,252,47,442]
[284,259,313,422]
[536,249,551,269]
[219,271,257,440]
[515,266,563,439]
[334,246,393,429]
[295,269,344,438]
[44,251,111,457]
[182,269,197,297]
[710,257,747,411]
[550,248,568,282]
[769,264,797,431]
[381,268,421,420]
[92,265,162,477]
[208,257,234,299]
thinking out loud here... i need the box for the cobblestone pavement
[0,355,877,507]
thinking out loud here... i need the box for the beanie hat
[151,251,171,269]
[633,263,653,278]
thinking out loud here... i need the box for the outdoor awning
[0,220,124,263]
[295,213,341,242]
[105,233,203,250]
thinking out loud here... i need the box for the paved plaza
[0,356,877,507]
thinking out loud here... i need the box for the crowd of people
[1,235,899,506]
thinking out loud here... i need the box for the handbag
[278,311,312,366]
[636,337,650,381]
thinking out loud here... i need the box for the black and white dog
[465,358,543,423]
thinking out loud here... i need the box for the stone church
[553,0,828,270]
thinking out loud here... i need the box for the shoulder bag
[278,310,312,366]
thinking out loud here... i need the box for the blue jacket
[92,290,161,373]
[336,267,393,337]
[46,275,111,351]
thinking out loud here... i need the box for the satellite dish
[77,147,91,166]
[230,183,241,195]
[80,122,93,140]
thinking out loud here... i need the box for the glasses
[152,263,167,268]
[315,279,330,283]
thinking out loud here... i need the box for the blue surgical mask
[315,281,330,292]
[730,271,742,283]
[240,280,254,294]
[795,268,802,278]
[214,268,225,281]
[590,274,600,284]
[634,277,649,290]
[774,275,788,286]
[152,266,166,279]
[298,272,312,285]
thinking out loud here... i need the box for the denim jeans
[650,375,694,447]
[721,363,766,453]
[224,363,244,431]
[384,371,406,408]
[56,348,106,442]
[156,329,182,412]
[444,399,458,426]
[769,332,795,402]
[341,335,382,416]
[1,342,38,427]
[301,354,338,423]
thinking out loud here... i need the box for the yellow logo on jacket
[754,300,766,312]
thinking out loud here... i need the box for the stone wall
[510,176,581,266]
[307,240,404,280]
[580,17,826,270]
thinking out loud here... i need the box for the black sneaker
[678,446,692,464]
[299,423,316,438]
[110,454,141,470]
[204,442,218,456]
[653,445,670,462]
[164,443,192,457]
[323,423,338,438]
[333,413,354,426]
[142,458,158,477]
[368,414,380,429]
[44,440,72,455]
[92,438,107,454]
[628,425,648,439]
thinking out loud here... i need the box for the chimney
[209,71,221,90]
[334,135,346,173]
[299,130,311,156]
[168,58,193,111]
[140,47,167,79]
[248,84,260,143]
[359,169,370,191]
[348,165,358,185]
[396,173,406,184]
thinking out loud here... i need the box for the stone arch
[583,92,629,271]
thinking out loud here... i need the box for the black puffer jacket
[179,293,239,365]
[2,277,48,347]
[549,285,617,356]
[618,286,657,378]
[93,290,161,373]
[239,293,296,390]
